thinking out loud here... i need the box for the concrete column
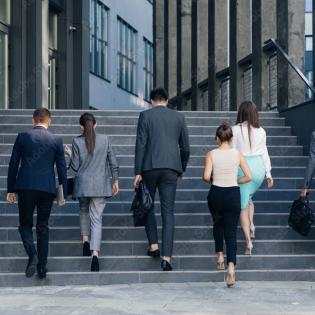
[58,0,74,109]
[26,0,44,109]
[237,0,251,105]
[288,0,305,107]
[168,0,177,98]
[214,0,229,111]
[9,0,27,109]
[72,0,89,109]
[214,0,228,71]
[237,0,251,60]
[196,0,208,111]
[276,0,288,110]
[261,0,277,109]
[181,0,191,92]
[42,0,49,108]
[155,0,164,88]
[208,0,215,111]
[252,0,262,109]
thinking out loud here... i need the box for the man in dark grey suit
[301,131,315,197]
[134,88,190,271]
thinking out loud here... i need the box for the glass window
[90,0,109,80]
[306,36,313,51]
[143,38,153,101]
[305,0,312,12]
[0,31,8,109]
[0,0,10,25]
[305,13,313,35]
[117,17,137,94]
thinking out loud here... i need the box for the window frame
[117,16,138,95]
[143,37,154,102]
[90,0,110,82]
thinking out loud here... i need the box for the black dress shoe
[161,259,172,271]
[147,249,160,258]
[37,264,48,280]
[83,242,91,256]
[25,254,38,278]
[91,256,99,272]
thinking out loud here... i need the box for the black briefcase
[130,181,152,227]
[288,196,314,236]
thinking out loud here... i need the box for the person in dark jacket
[301,131,315,197]
[134,88,190,271]
[7,108,67,279]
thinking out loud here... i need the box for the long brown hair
[236,101,260,148]
[80,113,96,155]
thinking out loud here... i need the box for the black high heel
[147,249,160,258]
[83,241,91,256]
[161,259,172,271]
[91,256,99,272]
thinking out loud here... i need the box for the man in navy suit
[7,108,67,279]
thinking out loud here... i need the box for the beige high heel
[216,257,225,270]
[245,240,253,256]
[250,224,256,239]
[226,270,235,287]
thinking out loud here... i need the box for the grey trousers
[78,197,106,252]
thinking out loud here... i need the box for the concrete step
[0,134,298,146]
[0,269,315,287]
[0,255,314,273]
[0,143,302,156]
[1,200,313,214]
[0,125,293,136]
[0,110,280,117]
[0,116,287,126]
[0,188,309,201]
[0,213,299,227]
[1,226,314,241]
[0,176,311,190]
[0,155,308,167]
[0,164,308,178]
[1,240,314,257]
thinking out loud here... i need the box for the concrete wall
[89,0,153,110]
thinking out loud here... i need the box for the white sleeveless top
[211,148,240,187]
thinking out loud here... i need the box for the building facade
[154,0,314,111]
[0,0,153,110]
[89,0,153,110]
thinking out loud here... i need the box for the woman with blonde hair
[232,101,274,255]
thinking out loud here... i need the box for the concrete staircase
[0,109,314,287]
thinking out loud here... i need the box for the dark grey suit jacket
[135,106,190,175]
[304,131,315,189]
[69,134,119,198]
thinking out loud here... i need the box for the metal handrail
[264,38,315,95]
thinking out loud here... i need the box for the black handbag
[130,181,152,227]
[67,177,74,196]
[288,196,314,236]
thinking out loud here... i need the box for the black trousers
[207,185,241,265]
[18,190,55,267]
[142,169,178,257]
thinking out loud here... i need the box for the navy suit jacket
[7,126,67,196]
[304,131,315,189]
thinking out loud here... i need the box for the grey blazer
[69,134,119,198]
[135,106,190,175]
[304,131,315,189]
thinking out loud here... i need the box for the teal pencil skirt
[238,155,265,210]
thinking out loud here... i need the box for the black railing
[263,38,315,110]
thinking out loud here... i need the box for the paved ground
[0,282,314,315]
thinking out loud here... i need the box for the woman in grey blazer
[67,113,119,272]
